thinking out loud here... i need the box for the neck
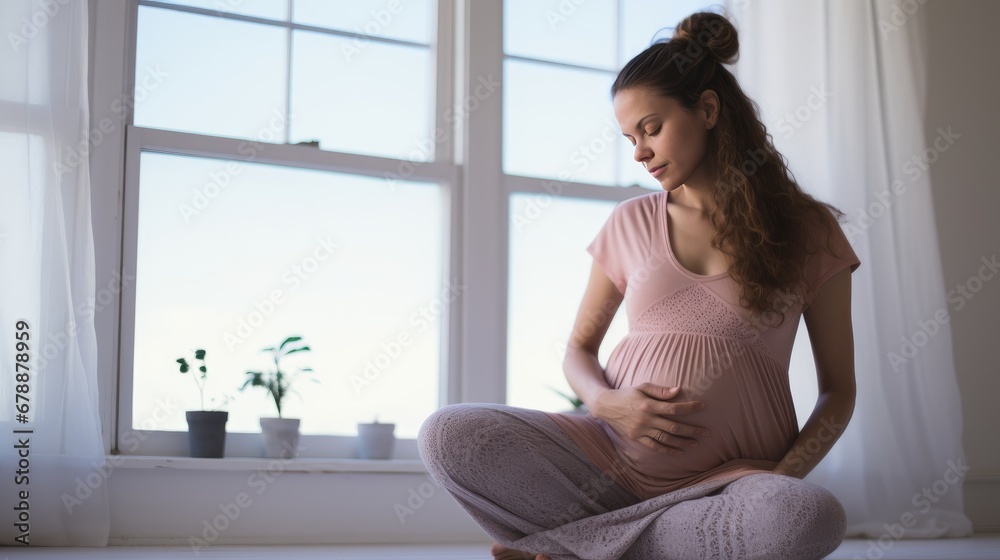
[670,162,719,213]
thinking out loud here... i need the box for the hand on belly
[592,382,710,459]
[607,382,788,479]
[601,335,795,479]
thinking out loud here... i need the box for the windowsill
[112,455,430,474]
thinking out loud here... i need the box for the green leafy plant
[240,336,315,418]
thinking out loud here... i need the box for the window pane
[504,0,616,70]
[289,30,433,161]
[620,0,721,64]
[152,0,289,20]
[134,6,289,142]
[293,0,434,44]
[503,59,617,185]
[506,195,628,412]
[131,153,444,439]
[0,2,47,104]
[788,317,818,431]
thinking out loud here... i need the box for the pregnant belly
[602,332,798,481]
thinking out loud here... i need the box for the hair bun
[672,12,739,66]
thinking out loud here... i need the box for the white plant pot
[356,422,395,459]
[259,417,300,459]
[561,404,589,416]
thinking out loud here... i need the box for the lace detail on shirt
[631,283,777,364]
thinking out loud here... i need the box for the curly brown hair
[611,11,847,324]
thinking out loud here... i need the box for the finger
[638,434,684,455]
[651,428,699,450]
[652,399,706,417]
[637,382,679,401]
[648,416,710,439]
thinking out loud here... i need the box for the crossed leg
[417,402,846,560]
[625,472,848,558]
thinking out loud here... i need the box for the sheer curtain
[0,0,110,546]
[727,0,972,538]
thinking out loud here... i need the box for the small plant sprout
[176,349,210,411]
[240,335,317,418]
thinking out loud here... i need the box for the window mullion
[89,0,138,454]
[284,0,293,146]
[434,0,456,165]
[456,0,506,404]
[439,0,462,408]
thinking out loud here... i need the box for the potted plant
[239,335,315,459]
[176,349,229,458]
[356,416,395,460]
[547,384,589,416]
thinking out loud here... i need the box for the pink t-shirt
[545,190,860,501]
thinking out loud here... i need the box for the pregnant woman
[418,11,858,560]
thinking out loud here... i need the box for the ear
[699,89,720,129]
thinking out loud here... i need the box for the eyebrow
[622,113,658,137]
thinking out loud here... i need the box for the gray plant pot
[185,410,228,458]
[356,422,395,459]
[260,417,301,459]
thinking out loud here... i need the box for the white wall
[926,0,1000,533]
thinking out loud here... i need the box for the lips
[649,164,667,177]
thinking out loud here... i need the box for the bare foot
[490,540,552,560]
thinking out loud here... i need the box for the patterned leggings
[417,402,847,560]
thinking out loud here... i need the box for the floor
[3,536,999,559]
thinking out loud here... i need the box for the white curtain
[0,0,110,546]
[728,0,972,538]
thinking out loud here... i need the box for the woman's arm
[563,262,622,407]
[773,266,857,478]
[564,261,708,455]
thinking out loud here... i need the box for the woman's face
[613,87,718,191]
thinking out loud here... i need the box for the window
[121,0,449,453]
[503,0,720,412]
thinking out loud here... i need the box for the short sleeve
[586,195,655,295]
[802,211,861,307]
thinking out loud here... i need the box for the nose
[633,141,653,164]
